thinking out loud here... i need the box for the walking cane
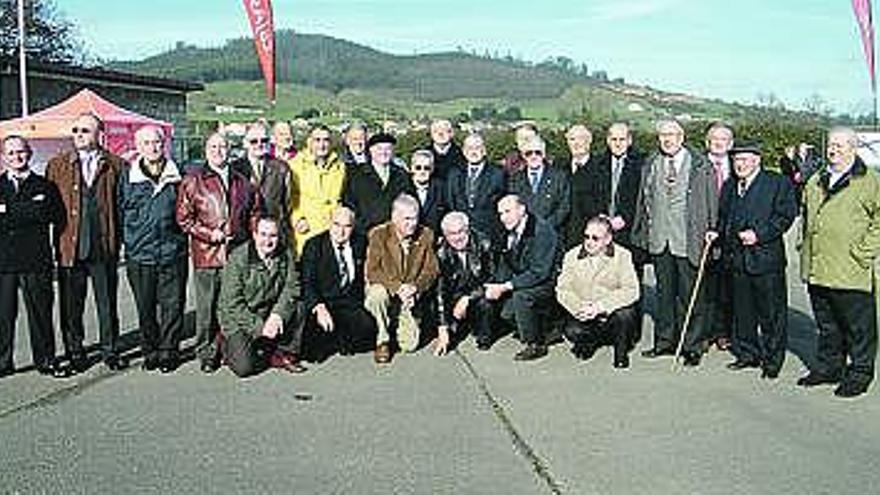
[671,239,714,371]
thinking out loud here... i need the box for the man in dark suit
[446,133,506,240]
[230,122,292,240]
[0,135,65,377]
[410,150,446,234]
[428,119,465,181]
[706,141,796,379]
[300,206,375,358]
[342,133,414,234]
[485,194,559,361]
[433,211,496,355]
[508,135,570,235]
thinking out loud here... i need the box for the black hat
[729,140,762,156]
[367,133,397,148]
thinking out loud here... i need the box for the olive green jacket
[218,241,301,337]
[800,158,880,292]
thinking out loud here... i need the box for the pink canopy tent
[0,88,174,173]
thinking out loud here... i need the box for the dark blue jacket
[118,159,187,266]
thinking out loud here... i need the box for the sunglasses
[71,127,94,134]
[248,138,271,145]
[523,150,544,157]
[412,165,433,172]
[584,234,605,241]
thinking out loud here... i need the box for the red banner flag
[243,0,276,103]
[853,0,876,92]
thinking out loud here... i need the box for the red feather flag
[243,0,276,103]
[853,0,876,92]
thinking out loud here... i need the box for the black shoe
[70,353,90,373]
[37,360,67,378]
[726,359,760,371]
[681,351,701,367]
[571,344,596,361]
[200,358,220,373]
[796,372,839,387]
[514,344,547,361]
[104,355,128,372]
[613,354,630,369]
[834,381,869,398]
[476,340,492,351]
[641,347,675,358]
[159,358,178,374]
[142,356,160,371]
[761,368,779,380]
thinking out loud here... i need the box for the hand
[705,230,719,244]
[314,304,334,332]
[295,218,310,234]
[0,203,6,214]
[396,283,417,301]
[484,283,510,301]
[209,228,226,243]
[609,215,626,231]
[577,301,599,321]
[433,326,450,356]
[738,229,758,246]
[452,296,470,321]
[261,313,284,339]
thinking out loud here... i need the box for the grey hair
[134,125,164,143]
[441,211,470,233]
[392,193,420,215]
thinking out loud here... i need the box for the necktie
[253,161,263,185]
[337,244,350,287]
[529,171,540,194]
[738,179,747,197]
[83,154,97,188]
[664,157,676,193]
[713,160,725,193]
[507,231,519,250]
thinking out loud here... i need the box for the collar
[577,243,615,259]
[739,167,761,189]
[513,215,529,238]
[7,168,31,181]
[434,143,451,155]
[129,157,182,192]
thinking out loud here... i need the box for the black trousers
[222,329,300,378]
[0,272,56,373]
[457,296,495,344]
[808,284,877,386]
[126,259,188,362]
[564,303,639,357]
[652,249,702,353]
[703,257,732,343]
[731,271,788,373]
[499,284,555,345]
[193,267,222,363]
[58,259,120,360]
[301,300,377,359]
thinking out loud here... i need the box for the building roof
[0,57,203,93]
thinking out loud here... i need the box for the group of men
[0,114,878,398]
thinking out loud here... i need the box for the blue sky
[57,0,873,115]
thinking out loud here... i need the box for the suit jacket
[717,170,797,276]
[508,164,571,233]
[415,179,446,234]
[300,231,366,312]
[342,164,414,234]
[446,161,506,239]
[568,150,643,249]
[429,142,465,182]
[494,215,559,290]
[46,148,125,266]
[435,229,495,327]
[0,172,65,273]
[365,222,439,296]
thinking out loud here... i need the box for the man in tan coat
[556,215,640,368]
[365,194,439,364]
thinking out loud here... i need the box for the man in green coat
[218,215,305,377]
[799,126,880,398]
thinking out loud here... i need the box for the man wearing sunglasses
[556,215,640,368]
[231,123,292,243]
[507,136,571,235]
[46,113,128,373]
[409,150,446,234]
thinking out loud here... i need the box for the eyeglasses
[71,127,94,134]
[523,150,544,157]
[412,165,433,172]
[248,138,270,145]
[584,234,605,241]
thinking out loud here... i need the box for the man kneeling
[556,216,640,368]
[218,215,305,377]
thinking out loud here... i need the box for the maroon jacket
[46,149,124,267]
[176,164,262,269]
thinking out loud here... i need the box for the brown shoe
[269,351,307,374]
[374,343,392,364]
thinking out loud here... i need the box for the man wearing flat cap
[342,132,414,234]
[706,140,797,379]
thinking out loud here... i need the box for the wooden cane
[671,240,713,371]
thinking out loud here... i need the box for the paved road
[2,232,880,494]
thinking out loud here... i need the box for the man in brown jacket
[365,194,439,364]
[46,113,126,373]
[176,132,262,373]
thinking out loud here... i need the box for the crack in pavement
[0,368,133,421]
[455,349,564,495]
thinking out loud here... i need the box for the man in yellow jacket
[288,125,346,256]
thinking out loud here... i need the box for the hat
[729,140,762,156]
[367,133,397,148]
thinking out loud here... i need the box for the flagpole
[17,0,28,117]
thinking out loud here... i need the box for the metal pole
[17,0,29,117]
